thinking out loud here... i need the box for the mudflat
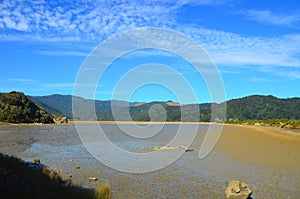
[0,124,299,198]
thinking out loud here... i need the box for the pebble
[88,177,98,182]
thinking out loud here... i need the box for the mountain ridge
[29,93,300,121]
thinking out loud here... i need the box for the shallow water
[0,124,299,198]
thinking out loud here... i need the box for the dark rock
[33,159,40,164]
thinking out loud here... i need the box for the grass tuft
[95,182,112,199]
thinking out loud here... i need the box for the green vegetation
[224,95,300,129]
[129,102,182,122]
[225,95,300,120]
[23,93,300,128]
[0,91,53,123]
[0,153,111,199]
[30,95,131,120]
[95,182,112,199]
[226,118,300,129]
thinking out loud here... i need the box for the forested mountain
[0,92,53,123]
[30,95,138,120]
[1,91,299,123]
[226,95,300,120]
[29,94,300,121]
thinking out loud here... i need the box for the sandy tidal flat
[0,124,299,198]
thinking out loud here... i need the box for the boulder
[225,180,252,199]
[53,116,68,124]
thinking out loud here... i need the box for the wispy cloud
[169,0,231,8]
[240,9,300,27]
[36,50,88,57]
[0,0,230,42]
[44,83,99,89]
[8,78,35,83]
[260,66,300,80]
[123,49,177,59]
[179,25,300,70]
[250,77,273,82]
[44,83,74,89]
[0,0,172,42]
[1,0,300,80]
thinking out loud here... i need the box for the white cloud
[179,25,300,69]
[261,66,300,80]
[0,0,300,79]
[250,77,272,82]
[240,9,300,27]
[0,0,226,41]
[44,83,99,89]
[36,50,88,57]
[8,78,35,83]
[154,0,230,11]
[43,83,74,89]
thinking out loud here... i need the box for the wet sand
[213,124,300,174]
[0,124,299,198]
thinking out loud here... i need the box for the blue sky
[0,0,300,103]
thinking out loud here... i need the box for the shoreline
[1,121,299,136]
[232,123,300,137]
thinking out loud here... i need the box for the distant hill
[30,94,300,121]
[0,91,53,123]
[30,95,138,121]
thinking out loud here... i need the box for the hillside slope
[226,95,300,120]
[0,91,53,123]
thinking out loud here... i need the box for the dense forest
[1,91,299,126]
[30,93,300,123]
[225,95,300,120]
[0,92,53,123]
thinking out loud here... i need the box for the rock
[75,165,80,169]
[66,174,72,181]
[152,145,188,151]
[159,146,172,150]
[88,177,98,182]
[179,145,188,150]
[53,116,68,124]
[69,159,73,163]
[34,158,40,164]
[185,149,194,152]
[139,146,151,151]
[153,146,160,151]
[225,180,252,199]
